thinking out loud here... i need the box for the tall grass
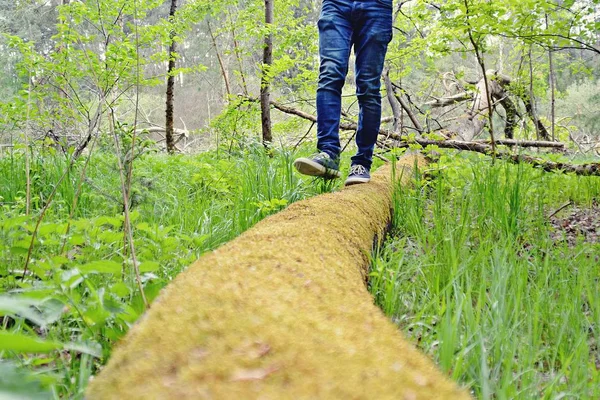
[371,152,600,398]
[0,144,327,398]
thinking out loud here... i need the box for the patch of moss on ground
[86,155,469,399]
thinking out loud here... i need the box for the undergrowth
[371,151,600,399]
[0,144,342,399]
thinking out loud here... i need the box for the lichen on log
[86,154,469,400]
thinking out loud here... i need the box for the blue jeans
[316,0,393,169]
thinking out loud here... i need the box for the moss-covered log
[87,154,469,400]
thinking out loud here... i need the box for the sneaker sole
[344,176,370,186]
[294,158,341,179]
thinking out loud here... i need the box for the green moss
[86,155,469,399]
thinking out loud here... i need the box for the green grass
[0,144,340,399]
[6,142,596,399]
[371,152,600,399]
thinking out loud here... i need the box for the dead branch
[383,68,402,133]
[405,138,599,176]
[390,83,424,132]
[424,92,472,107]
[255,97,562,152]
[251,97,597,176]
[473,139,563,148]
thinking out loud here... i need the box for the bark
[383,68,402,133]
[73,105,102,159]
[522,94,551,140]
[528,46,541,140]
[397,139,599,176]
[391,84,424,132]
[86,155,469,400]
[474,139,562,148]
[165,0,178,154]
[494,93,517,139]
[260,0,274,146]
[424,92,472,107]
[547,14,556,141]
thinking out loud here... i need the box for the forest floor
[549,202,600,246]
[1,146,599,399]
[371,151,600,399]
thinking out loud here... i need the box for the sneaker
[344,164,370,186]
[293,152,341,179]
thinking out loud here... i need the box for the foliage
[0,0,599,398]
[0,146,322,398]
[555,79,600,139]
[371,152,600,398]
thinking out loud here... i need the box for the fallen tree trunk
[86,154,468,399]
[473,139,563,148]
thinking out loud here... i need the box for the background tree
[261,0,274,147]
[165,0,179,154]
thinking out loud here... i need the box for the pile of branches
[239,68,600,177]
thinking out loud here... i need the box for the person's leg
[315,0,353,161]
[294,0,353,179]
[351,0,393,170]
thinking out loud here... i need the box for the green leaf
[97,231,124,244]
[95,216,122,228]
[139,261,160,272]
[78,260,122,274]
[0,362,52,400]
[63,341,101,358]
[110,282,131,298]
[68,235,85,246]
[0,296,65,327]
[9,246,29,255]
[0,332,62,353]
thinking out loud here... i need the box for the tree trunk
[165,0,178,154]
[528,45,540,140]
[546,15,556,141]
[86,154,469,400]
[495,93,517,139]
[260,0,274,147]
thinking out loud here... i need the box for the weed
[371,151,600,398]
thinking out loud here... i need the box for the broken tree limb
[86,154,469,399]
[424,92,472,107]
[473,139,563,148]
[383,67,402,133]
[255,98,563,152]
[522,94,551,140]
[408,139,600,176]
[391,83,425,132]
[240,96,390,133]
[247,97,591,176]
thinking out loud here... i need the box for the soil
[549,201,600,246]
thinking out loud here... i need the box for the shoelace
[350,164,367,175]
